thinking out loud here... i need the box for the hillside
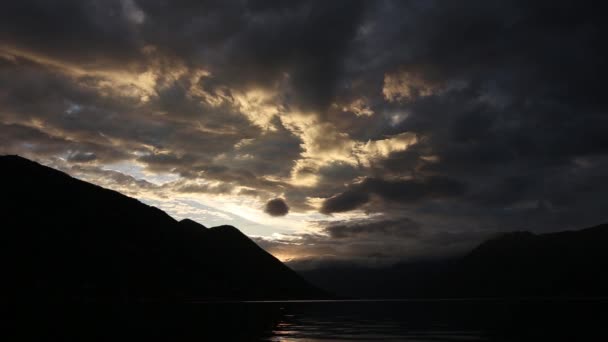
[296,224,608,298]
[0,155,324,301]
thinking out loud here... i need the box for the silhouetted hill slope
[296,224,608,298]
[0,155,324,301]
[450,224,608,297]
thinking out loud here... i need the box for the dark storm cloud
[167,0,369,112]
[320,188,370,214]
[325,218,421,239]
[313,0,608,229]
[264,198,289,217]
[0,1,144,67]
[321,176,466,214]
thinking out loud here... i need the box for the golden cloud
[382,70,438,102]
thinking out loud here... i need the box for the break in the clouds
[1,0,608,265]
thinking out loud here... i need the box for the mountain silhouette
[448,224,608,297]
[1,155,324,302]
[297,224,608,298]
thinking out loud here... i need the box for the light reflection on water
[263,300,488,341]
[258,299,608,342]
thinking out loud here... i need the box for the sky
[1,0,607,267]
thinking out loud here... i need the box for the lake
[15,298,608,341]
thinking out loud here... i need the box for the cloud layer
[2,0,608,265]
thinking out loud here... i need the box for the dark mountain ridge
[297,224,608,298]
[451,223,608,297]
[0,155,324,301]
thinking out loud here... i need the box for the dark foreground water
[14,299,608,341]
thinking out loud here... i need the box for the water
[261,300,489,341]
[16,299,608,341]
[258,299,608,341]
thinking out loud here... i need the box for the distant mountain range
[1,155,324,302]
[451,224,608,297]
[297,224,608,298]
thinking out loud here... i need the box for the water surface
[259,299,608,341]
[17,298,608,341]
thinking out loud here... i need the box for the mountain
[296,224,608,298]
[449,224,608,297]
[0,155,324,302]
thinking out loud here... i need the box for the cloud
[321,176,467,214]
[121,0,145,25]
[383,70,439,102]
[320,189,370,215]
[341,98,374,117]
[264,198,289,217]
[325,218,421,239]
